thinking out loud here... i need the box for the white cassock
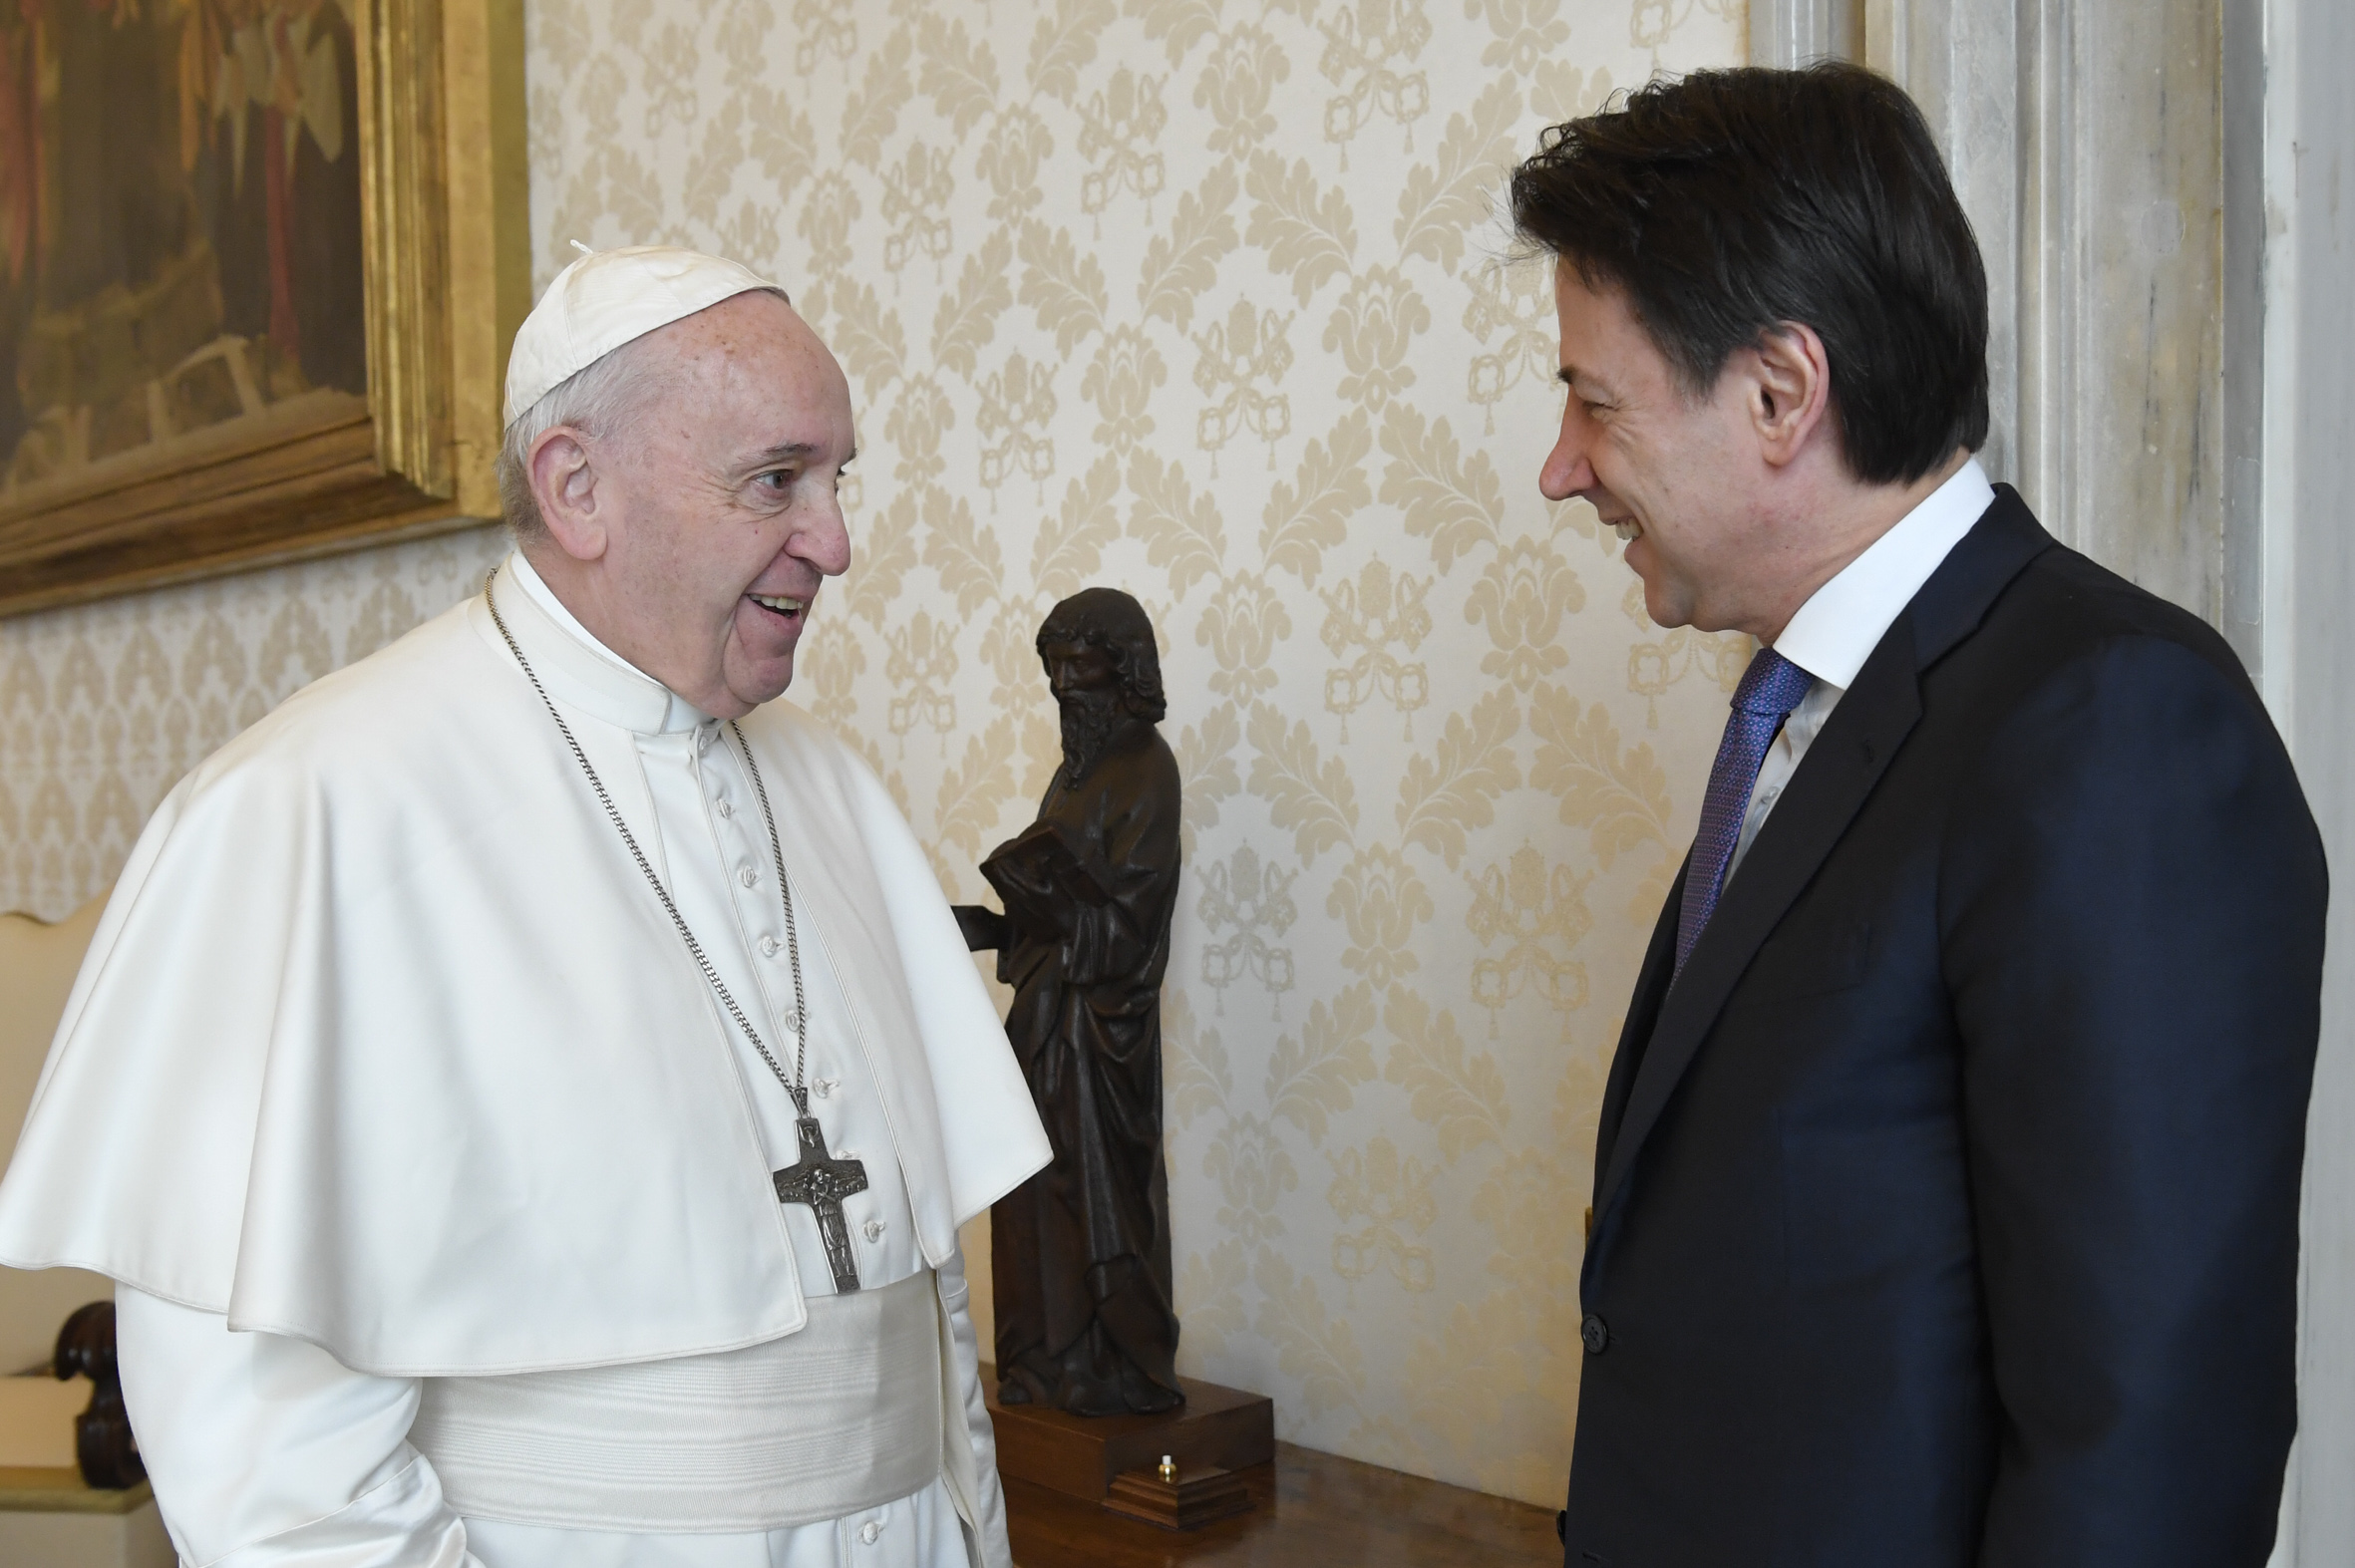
[0,552,1051,1567]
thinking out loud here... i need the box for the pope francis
[0,247,1051,1567]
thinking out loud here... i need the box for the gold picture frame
[0,0,526,617]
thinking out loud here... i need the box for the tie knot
[1731,647,1813,719]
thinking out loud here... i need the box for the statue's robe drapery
[989,729,1184,1415]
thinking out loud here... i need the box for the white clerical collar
[1770,456,1997,691]
[494,550,715,736]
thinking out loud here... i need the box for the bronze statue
[955,588,1184,1416]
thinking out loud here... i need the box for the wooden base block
[1003,1443,1566,1568]
[981,1363,1275,1501]
[1103,1461,1255,1530]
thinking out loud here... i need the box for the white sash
[411,1269,943,1532]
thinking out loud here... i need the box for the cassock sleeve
[116,1286,480,1568]
[937,1249,1013,1568]
[1941,635,2322,1566]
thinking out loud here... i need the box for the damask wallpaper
[1,529,513,918]
[0,0,1747,1505]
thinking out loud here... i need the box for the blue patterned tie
[1674,647,1816,976]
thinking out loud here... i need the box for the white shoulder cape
[0,592,1049,1375]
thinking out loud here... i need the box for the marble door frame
[2258,0,2355,1562]
[1754,0,2265,668]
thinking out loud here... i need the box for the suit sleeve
[1940,635,2324,1568]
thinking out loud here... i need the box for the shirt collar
[1770,457,1997,691]
[492,550,716,737]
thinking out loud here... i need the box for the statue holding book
[954,588,1185,1417]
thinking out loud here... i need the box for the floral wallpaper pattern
[0,0,1746,1505]
[1,530,512,918]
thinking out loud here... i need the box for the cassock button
[715,800,734,819]
[863,1218,885,1242]
[1580,1314,1609,1355]
[858,1520,882,1545]
[758,935,781,958]
[739,867,758,888]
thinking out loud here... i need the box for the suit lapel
[1588,489,2055,1233]
[1590,860,1685,1201]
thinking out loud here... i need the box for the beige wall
[0,0,1746,1503]
[521,0,1745,1502]
[0,530,510,920]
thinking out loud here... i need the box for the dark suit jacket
[1562,489,2325,1568]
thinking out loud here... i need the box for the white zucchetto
[504,245,787,425]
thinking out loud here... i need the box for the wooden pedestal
[981,1364,1275,1503]
[1102,1461,1255,1529]
[1003,1442,1567,1567]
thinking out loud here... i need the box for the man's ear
[1743,322,1835,471]
[528,428,607,563]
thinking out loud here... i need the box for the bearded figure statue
[953,588,1184,1416]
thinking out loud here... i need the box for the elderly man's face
[566,292,854,717]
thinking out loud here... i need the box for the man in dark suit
[1514,64,2326,1567]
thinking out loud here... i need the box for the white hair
[497,334,665,540]
[495,286,790,539]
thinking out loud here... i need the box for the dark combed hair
[1510,62,1988,485]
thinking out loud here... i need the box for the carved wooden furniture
[53,1304,141,1490]
[0,896,172,1561]
[0,1365,169,1568]
[0,894,113,1374]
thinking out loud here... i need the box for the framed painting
[0,0,526,616]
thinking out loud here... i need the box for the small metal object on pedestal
[982,1363,1272,1517]
[1102,1456,1253,1531]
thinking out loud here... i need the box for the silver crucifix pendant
[772,1113,869,1292]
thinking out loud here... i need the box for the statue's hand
[951,904,1009,952]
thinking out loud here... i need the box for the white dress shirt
[1726,459,1997,882]
[117,552,981,1568]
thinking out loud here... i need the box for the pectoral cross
[773,1112,868,1293]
